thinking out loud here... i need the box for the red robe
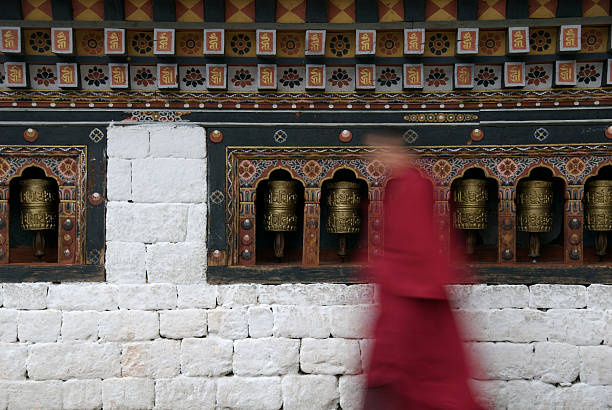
[365,167,484,409]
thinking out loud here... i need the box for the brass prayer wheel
[263,180,299,232]
[453,179,488,230]
[326,181,361,234]
[19,178,57,231]
[584,180,612,231]
[517,180,553,233]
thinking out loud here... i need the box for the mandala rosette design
[428,33,450,55]
[80,31,103,55]
[84,67,108,86]
[230,33,251,55]
[565,158,586,177]
[530,30,552,52]
[426,68,448,87]
[377,68,399,87]
[279,34,301,56]
[329,35,350,57]
[134,68,156,86]
[35,67,56,86]
[581,29,603,52]
[577,65,600,85]
[432,160,452,180]
[476,67,498,87]
[231,69,253,88]
[480,32,502,55]
[526,66,549,86]
[328,68,352,88]
[238,160,256,181]
[496,158,518,179]
[0,158,10,181]
[366,160,386,179]
[132,32,153,54]
[58,158,77,180]
[179,32,201,55]
[29,31,51,53]
[377,32,400,56]
[182,68,205,87]
[302,160,322,181]
[280,68,303,88]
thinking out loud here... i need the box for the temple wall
[0,123,610,409]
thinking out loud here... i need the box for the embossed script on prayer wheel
[19,179,57,231]
[453,179,488,230]
[517,180,553,233]
[326,181,361,234]
[585,180,612,231]
[263,180,299,232]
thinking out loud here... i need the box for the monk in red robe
[363,136,484,410]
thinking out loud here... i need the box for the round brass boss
[517,180,553,233]
[326,181,361,234]
[584,180,612,231]
[263,180,299,232]
[18,179,57,231]
[453,179,488,230]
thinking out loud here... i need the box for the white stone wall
[0,124,610,409]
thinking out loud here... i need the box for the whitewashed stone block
[300,338,361,375]
[106,158,132,201]
[61,311,100,341]
[217,376,282,410]
[453,310,491,341]
[504,380,556,410]
[2,380,63,410]
[553,383,612,409]
[105,242,147,284]
[106,202,189,243]
[470,380,508,410]
[121,339,180,378]
[467,342,534,380]
[47,284,117,311]
[273,306,330,338]
[447,285,530,309]
[0,286,3,306]
[146,242,206,284]
[218,284,258,307]
[160,309,207,339]
[99,310,159,341]
[102,377,155,409]
[488,309,549,342]
[177,285,217,309]
[534,342,580,383]
[344,284,377,305]
[155,376,216,410]
[17,310,61,342]
[281,375,339,410]
[329,305,374,338]
[248,305,273,338]
[580,346,612,385]
[28,342,121,380]
[234,337,299,376]
[208,308,248,339]
[0,309,18,342]
[258,284,319,305]
[2,283,47,309]
[339,375,366,410]
[62,379,102,410]
[186,203,207,242]
[0,343,27,379]
[587,285,612,310]
[530,284,587,308]
[547,309,605,345]
[132,158,206,203]
[117,284,177,310]
[359,339,374,371]
[181,337,233,376]
[107,125,150,159]
[149,125,206,158]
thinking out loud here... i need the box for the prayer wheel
[584,180,612,256]
[18,178,57,258]
[263,180,299,259]
[453,179,488,254]
[326,181,361,260]
[517,180,553,259]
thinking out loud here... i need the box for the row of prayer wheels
[263,180,361,261]
[454,179,612,258]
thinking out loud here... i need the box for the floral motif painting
[277,66,305,92]
[28,64,58,90]
[226,32,256,57]
[375,66,402,92]
[375,31,402,57]
[75,30,104,56]
[325,33,355,58]
[24,29,53,55]
[176,31,203,56]
[80,65,110,90]
[277,32,304,57]
[129,65,157,90]
[179,65,206,90]
[575,62,602,89]
[424,31,455,57]
[127,31,154,56]
[228,66,257,91]
[325,66,355,91]
[580,27,608,53]
[477,30,505,56]
[473,65,501,90]
[524,63,552,89]
[423,66,453,91]
[529,28,556,55]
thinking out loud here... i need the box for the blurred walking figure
[363,134,484,410]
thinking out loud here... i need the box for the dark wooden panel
[105,0,125,20]
[255,0,276,22]
[356,0,378,23]
[5,0,22,20]
[0,265,105,283]
[457,0,478,20]
[557,0,582,17]
[306,0,327,23]
[51,0,73,20]
[404,0,425,21]
[154,0,176,21]
[204,0,225,22]
[506,0,528,19]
